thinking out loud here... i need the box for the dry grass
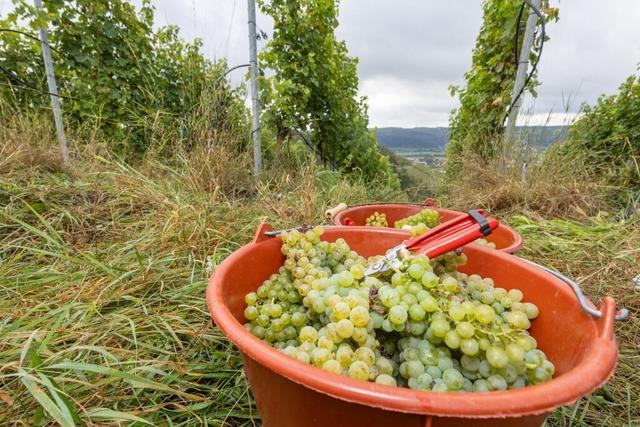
[444,143,611,218]
[508,214,640,426]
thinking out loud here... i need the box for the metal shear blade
[364,243,407,275]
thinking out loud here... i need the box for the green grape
[475,304,495,324]
[322,359,342,375]
[478,360,491,378]
[420,294,438,312]
[408,320,426,336]
[375,374,397,386]
[348,361,370,381]
[431,319,450,337]
[444,331,461,349]
[486,346,509,369]
[478,337,491,351]
[442,368,465,390]
[431,378,448,392]
[244,306,259,320]
[460,355,479,372]
[409,304,426,321]
[336,345,354,367]
[528,367,551,384]
[508,289,523,302]
[438,357,454,372]
[518,335,537,352]
[460,338,479,356]
[542,359,555,376]
[252,325,266,339]
[299,326,318,343]
[312,348,331,366]
[442,276,459,292]
[473,379,490,392]
[355,347,376,365]
[350,264,365,280]
[507,311,531,329]
[448,304,465,321]
[426,366,442,379]
[291,311,307,327]
[501,364,518,384]
[295,351,311,364]
[407,263,425,280]
[349,306,369,327]
[405,360,425,378]
[335,318,355,339]
[389,305,408,324]
[352,327,368,344]
[456,321,475,338]
[523,302,540,319]
[421,271,439,288]
[487,374,508,391]
[376,357,394,375]
[505,343,525,363]
[511,376,526,389]
[245,292,258,305]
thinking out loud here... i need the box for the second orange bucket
[331,201,523,253]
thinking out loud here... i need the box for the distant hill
[376,126,568,152]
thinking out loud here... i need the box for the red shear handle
[405,211,499,259]
[404,209,487,248]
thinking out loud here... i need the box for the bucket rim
[206,226,617,418]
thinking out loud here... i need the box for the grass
[506,215,640,426]
[0,126,403,425]
[1,119,638,426]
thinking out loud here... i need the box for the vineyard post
[247,0,262,174]
[505,0,542,142]
[33,0,69,166]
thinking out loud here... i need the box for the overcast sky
[2,0,639,127]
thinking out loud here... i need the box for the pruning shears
[364,209,499,276]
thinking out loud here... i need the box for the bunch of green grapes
[243,227,554,392]
[394,209,440,236]
[474,238,497,249]
[365,212,388,227]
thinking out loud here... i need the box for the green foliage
[560,72,640,202]
[0,0,248,154]
[447,0,558,172]
[257,0,398,187]
[378,145,441,200]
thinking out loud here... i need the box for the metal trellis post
[34,0,69,166]
[247,0,262,174]
[505,0,542,142]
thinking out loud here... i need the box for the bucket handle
[421,198,438,208]
[522,259,629,321]
[325,203,348,220]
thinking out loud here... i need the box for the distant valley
[375,126,568,169]
[376,126,568,152]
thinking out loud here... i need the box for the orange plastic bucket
[331,202,523,254]
[207,224,619,427]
